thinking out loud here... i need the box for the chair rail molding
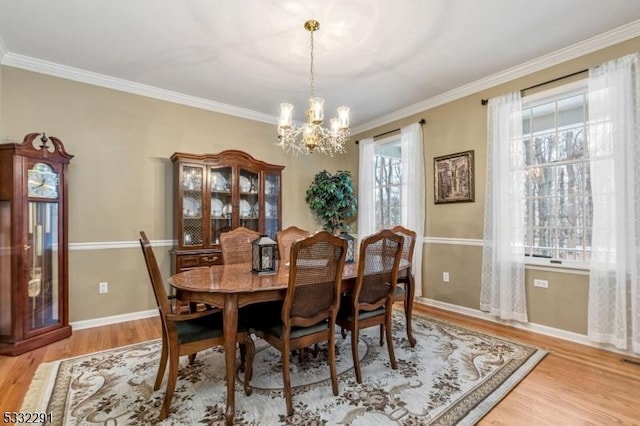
[424,236,483,246]
[70,239,175,251]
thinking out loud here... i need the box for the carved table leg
[405,271,416,347]
[224,294,239,426]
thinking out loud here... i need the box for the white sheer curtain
[358,127,425,297]
[480,91,528,322]
[587,53,640,354]
[401,123,425,297]
[357,137,376,239]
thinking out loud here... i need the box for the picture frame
[434,150,475,204]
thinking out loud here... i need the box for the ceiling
[1,1,640,134]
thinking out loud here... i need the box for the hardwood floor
[1,304,638,424]
[415,305,640,425]
[0,318,162,413]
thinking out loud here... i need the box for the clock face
[28,163,59,199]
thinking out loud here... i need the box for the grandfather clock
[0,133,73,355]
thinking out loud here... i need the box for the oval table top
[168,259,409,294]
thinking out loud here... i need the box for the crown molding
[0,52,277,125]
[351,19,640,135]
[1,20,639,133]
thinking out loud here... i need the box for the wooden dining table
[168,258,412,425]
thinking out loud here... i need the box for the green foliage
[305,170,357,233]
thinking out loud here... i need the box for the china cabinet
[170,150,284,273]
[0,133,73,355]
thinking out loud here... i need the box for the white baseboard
[70,309,158,330]
[416,297,635,357]
[70,300,634,358]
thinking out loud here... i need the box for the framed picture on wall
[434,150,475,204]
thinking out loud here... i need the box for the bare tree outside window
[374,141,402,230]
[522,90,593,263]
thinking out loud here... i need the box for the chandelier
[276,20,350,156]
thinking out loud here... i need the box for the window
[522,81,592,265]
[359,124,424,297]
[374,138,402,229]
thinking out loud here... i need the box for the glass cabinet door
[210,166,233,244]
[26,201,60,332]
[264,173,280,239]
[182,165,204,247]
[0,201,11,337]
[238,167,259,233]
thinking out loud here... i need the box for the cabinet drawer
[177,253,223,270]
[199,253,223,266]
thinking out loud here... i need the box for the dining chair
[250,231,347,416]
[139,231,254,421]
[336,229,404,383]
[387,225,417,347]
[276,225,310,264]
[277,226,320,361]
[220,226,260,264]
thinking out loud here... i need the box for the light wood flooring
[1,304,639,424]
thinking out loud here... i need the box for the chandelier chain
[310,29,315,98]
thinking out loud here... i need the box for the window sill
[525,257,589,275]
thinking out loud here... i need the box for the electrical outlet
[443,272,450,283]
[534,279,548,288]
[99,281,108,294]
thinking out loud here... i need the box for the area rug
[21,312,547,425]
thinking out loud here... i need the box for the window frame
[373,135,403,231]
[522,79,591,271]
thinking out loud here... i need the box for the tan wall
[0,67,357,322]
[354,36,640,335]
[2,36,638,328]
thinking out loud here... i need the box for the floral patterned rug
[22,312,546,425]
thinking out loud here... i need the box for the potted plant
[305,170,357,234]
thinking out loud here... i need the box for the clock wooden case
[170,150,284,273]
[0,133,73,355]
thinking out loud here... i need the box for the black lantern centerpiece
[252,235,277,275]
[339,231,356,263]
